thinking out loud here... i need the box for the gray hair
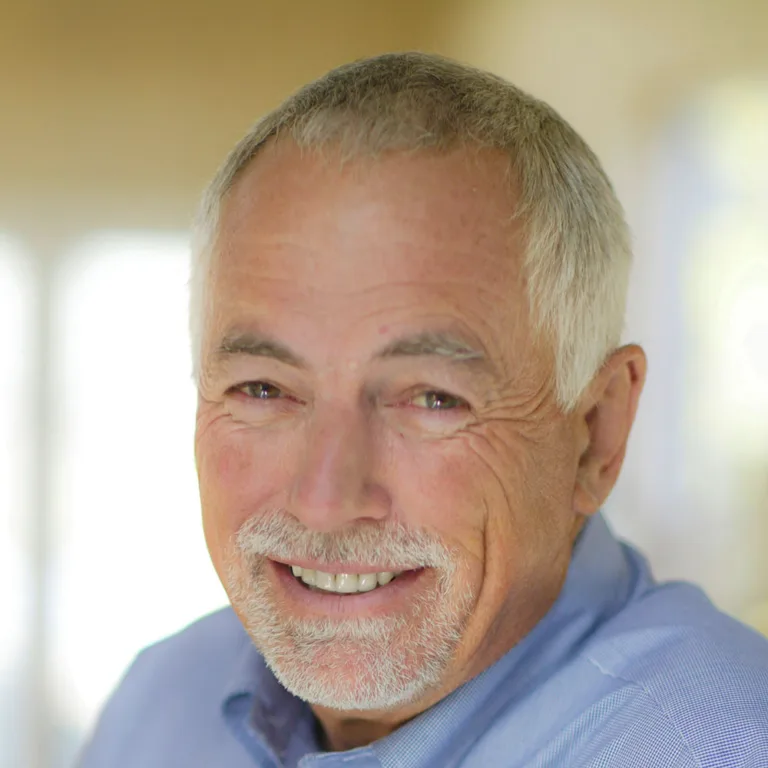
[190,52,631,412]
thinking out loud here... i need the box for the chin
[225,548,477,711]
[265,654,440,712]
[232,584,470,711]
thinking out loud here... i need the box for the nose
[288,401,389,532]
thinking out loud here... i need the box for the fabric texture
[78,514,768,767]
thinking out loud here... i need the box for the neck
[309,655,483,751]
[312,710,405,752]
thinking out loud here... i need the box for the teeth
[315,571,335,592]
[293,566,403,594]
[336,573,359,593]
[300,569,316,586]
[357,573,378,592]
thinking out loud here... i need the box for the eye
[410,390,467,411]
[236,381,283,400]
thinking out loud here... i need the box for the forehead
[208,141,535,367]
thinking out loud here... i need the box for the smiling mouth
[284,564,415,594]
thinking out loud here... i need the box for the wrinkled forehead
[216,141,525,284]
[204,141,545,371]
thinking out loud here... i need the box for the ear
[572,344,647,517]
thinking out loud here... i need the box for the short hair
[190,52,631,412]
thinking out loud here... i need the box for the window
[0,235,34,768]
[3,232,227,768]
[606,82,768,630]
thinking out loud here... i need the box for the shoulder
[584,580,768,766]
[108,606,249,704]
[129,605,247,677]
[77,607,251,768]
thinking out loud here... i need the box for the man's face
[195,142,584,715]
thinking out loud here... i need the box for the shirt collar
[221,512,642,766]
[222,628,317,763]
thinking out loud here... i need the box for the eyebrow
[214,332,308,369]
[211,329,491,373]
[375,332,487,365]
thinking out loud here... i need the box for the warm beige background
[1,0,453,233]
[2,0,766,234]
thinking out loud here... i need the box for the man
[79,52,768,767]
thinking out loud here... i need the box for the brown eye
[240,381,282,400]
[411,391,466,411]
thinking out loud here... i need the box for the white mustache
[234,511,455,572]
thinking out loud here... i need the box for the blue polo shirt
[78,514,768,767]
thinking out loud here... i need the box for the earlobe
[573,474,602,517]
[571,344,647,516]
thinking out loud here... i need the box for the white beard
[224,513,476,711]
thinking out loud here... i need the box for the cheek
[399,429,538,585]
[195,417,296,564]
[464,423,579,611]
[388,435,493,566]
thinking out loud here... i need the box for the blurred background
[1,0,767,765]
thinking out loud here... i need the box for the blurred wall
[0,0,455,234]
[2,0,766,236]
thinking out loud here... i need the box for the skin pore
[194,140,647,751]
